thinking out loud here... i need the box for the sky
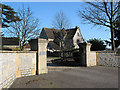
[2,2,111,41]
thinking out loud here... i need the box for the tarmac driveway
[10,66,118,88]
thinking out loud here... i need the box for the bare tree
[52,11,71,59]
[52,11,70,30]
[78,1,119,51]
[5,7,40,50]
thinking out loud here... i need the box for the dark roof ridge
[66,26,79,31]
[43,27,60,31]
[43,26,80,31]
[2,37,19,39]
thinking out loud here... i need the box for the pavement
[9,58,118,88]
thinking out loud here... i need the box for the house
[2,37,19,50]
[24,43,31,51]
[64,26,84,49]
[117,45,120,49]
[39,27,60,52]
[40,26,84,52]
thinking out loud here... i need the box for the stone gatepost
[38,38,48,74]
[29,38,48,74]
[78,42,92,67]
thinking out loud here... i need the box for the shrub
[12,47,21,51]
[87,38,106,51]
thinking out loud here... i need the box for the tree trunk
[110,2,116,51]
[111,28,116,51]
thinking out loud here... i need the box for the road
[10,64,118,88]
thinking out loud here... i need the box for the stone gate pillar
[38,38,48,74]
[78,42,92,67]
[29,38,48,75]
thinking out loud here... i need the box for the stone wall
[0,51,37,89]
[29,38,48,74]
[89,51,97,66]
[96,52,120,67]
[78,42,119,67]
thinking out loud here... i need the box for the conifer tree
[0,3,21,28]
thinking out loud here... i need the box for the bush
[12,47,21,51]
[87,38,106,51]
[2,46,12,51]
[116,49,120,55]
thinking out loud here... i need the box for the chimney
[43,27,45,30]
[76,26,79,29]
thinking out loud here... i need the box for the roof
[48,41,60,50]
[2,37,19,45]
[24,43,31,48]
[41,26,80,39]
[65,27,77,39]
[42,27,59,39]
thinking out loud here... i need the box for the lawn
[47,56,61,59]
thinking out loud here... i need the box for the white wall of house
[48,39,54,41]
[73,28,84,48]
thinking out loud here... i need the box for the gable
[40,28,59,39]
[39,29,48,40]
[65,28,77,39]
[73,28,84,43]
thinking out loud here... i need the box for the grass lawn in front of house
[47,56,61,59]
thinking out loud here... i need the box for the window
[77,39,80,44]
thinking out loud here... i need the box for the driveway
[10,65,118,88]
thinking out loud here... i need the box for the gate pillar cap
[38,38,49,43]
[78,42,92,47]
